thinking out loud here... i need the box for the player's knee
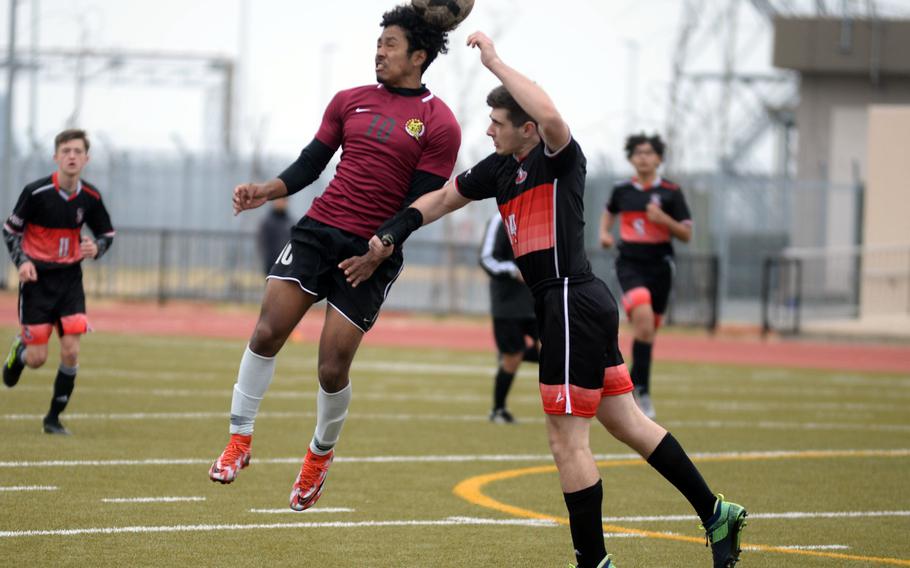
[249,321,285,356]
[317,359,349,390]
[60,345,80,367]
[25,348,48,369]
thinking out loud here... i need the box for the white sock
[309,382,352,455]
[229,346,277,435]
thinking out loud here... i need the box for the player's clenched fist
[232,183,270,215]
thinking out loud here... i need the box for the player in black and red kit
[2,129,115,435]
[479,213,539,424]
[207,5,461,512]
[345,32,746,568]
[600,134,692,419]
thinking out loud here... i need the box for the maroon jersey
[306,84,461,240]
[455,138,593,294]
[606,177,692,260]
[4,172,115,270]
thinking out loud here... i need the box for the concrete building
[773,17,910,250]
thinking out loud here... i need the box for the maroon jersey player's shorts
[267,216,404,332]
[535,277,633,418]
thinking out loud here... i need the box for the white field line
[601,511,910,522]
[249,507,354,514]
[101,497,206,504]
[0,516,557,538]
[0,486,57,492]
[2,409,907,433]
[770,545,851,551]
[1,448,907,469]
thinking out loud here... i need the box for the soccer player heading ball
[342,30,747,568]
[208,4,461,514]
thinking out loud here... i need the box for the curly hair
[624,133,665,159]
[381,5,449,74]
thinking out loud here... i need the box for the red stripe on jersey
[498,183,554,258]
[619,211,671,244]
[81,185,100,200]
[22,226,83,264]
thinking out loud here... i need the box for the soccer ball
[411,0,475,31]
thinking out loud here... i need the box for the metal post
[3,0,19,211]
[158,230,169,305]
[761,257,772,338]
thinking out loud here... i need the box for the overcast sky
[2,0,787,172]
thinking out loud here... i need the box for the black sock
[522,345,539,363]
[647,433,715,523]
[630,340,653,394]
[46,365,77,422]
[563,480,607,568]
[493,367,515,410]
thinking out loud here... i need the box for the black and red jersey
[4,172,115,270]
[455,138,592,295]
[606,177,692,260]
[306,84,461,240]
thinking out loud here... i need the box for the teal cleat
[2,336,25,388]
[703,494,748,567]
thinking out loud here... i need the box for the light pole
[3,0,20,213]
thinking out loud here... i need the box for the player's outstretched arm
[339,180,471,287]
[232,179,287,216]
[466,31,570,151]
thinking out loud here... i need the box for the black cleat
[704,494,748,567]
[43,418,71,435]
[489,408,516,424]
[3,337,25,388]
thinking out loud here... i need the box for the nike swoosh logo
[355,108,371,113]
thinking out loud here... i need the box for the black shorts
[19,264,90,344]
[19,264,85,325]
[535,278,633,418]
[615,255,674,315]
[492,317,538,354]
[268,217,404,332]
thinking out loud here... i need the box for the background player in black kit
[599,134,692,419]
[2,129,115,435]
[479,213,539,423]
[342,31,747,568]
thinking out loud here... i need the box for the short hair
[624,133,665,159]
[54,129,90,152]
[486,86,535,128]
[381,5,449,74]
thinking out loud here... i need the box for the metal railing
[2,227,721,330]
[761,244,910,335]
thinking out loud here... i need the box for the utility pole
[27,0,37,148]
[3,0,20,213]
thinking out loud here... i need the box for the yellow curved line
[453,449,910,566]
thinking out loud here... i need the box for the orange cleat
[289,448,334,511]
[208,434,252,484]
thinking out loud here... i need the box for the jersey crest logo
[75,208,84,225]
[405,118,425,140]
[650,194,662,206]
[515,166,528,185]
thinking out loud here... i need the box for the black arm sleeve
[376,208,424,247]
[2,226,27,268]
[94,235,114,260]
[402,170,448,209]
[277,138,335,196]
